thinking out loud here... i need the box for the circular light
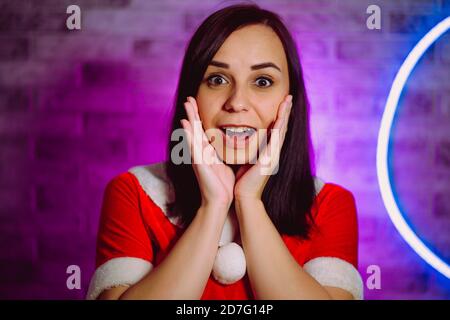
[377,16,450,279]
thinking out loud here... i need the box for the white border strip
[86,257,153,300]
[304,257,364,300]
[377,16,450,279]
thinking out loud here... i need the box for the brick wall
[0,0,448,299]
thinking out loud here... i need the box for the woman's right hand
[180,96,235,209]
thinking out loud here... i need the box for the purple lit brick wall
[0,0,448,299]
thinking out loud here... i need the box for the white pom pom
[212,242,246,285]
[218,209,238,246]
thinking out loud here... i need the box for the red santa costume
[86,162,363,300]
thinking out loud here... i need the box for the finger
[270,104,286,134]
[180,119,193,154]
[181,119,209,178]
[281,99,293,138]
[275,94,292,121]
[188,96,207,142]
[276,96,293,139]
[184,100,197,126]
[185,98,220,165]
[184,100,204,150]
[259,99,286,157]
[281,95,292,122]
[257,139,278,174]
[184,118,207,166]
[272,95,292,131]
[259,96,292,169]
[187,96,211,146]
[187,96,200,121]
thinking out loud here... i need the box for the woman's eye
[207,75,228,86]
[255,77,273,88]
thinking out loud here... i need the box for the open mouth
[217,125,257,150]
[219,126,257,139]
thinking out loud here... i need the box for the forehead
[211,24,287,71]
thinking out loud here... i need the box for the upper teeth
[222,127,254,133]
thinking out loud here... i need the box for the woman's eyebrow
[251,62,281,72]
[209,60,281,72]
[209,60,229,68]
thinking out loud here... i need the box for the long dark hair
[166,3,317,239]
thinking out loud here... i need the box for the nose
[223,87,250,113]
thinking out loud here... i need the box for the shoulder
[105,162,172,205]
[127,161,181,227]
[312,177,358,224]
[101,170,140,210]
[127,162,174,207]
[102,161,179,224]
[314,178,356,208]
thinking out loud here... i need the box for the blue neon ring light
[377,16,450,279]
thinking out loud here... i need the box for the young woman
[87,4,363,300]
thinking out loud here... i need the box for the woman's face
[196,24,290,165]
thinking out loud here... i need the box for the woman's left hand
[234,94,293,202]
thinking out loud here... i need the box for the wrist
[200,200,231,212]
[234,195,263,205]
[234,197,264,215]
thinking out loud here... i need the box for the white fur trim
[314,176,325,195]
[212,242,247,285]
[128,163,183,227]
[128,162,325,228]
[86,257,153,300]
[303,257,364,300]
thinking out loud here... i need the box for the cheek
[255,103,279,128]
[195,93,212,122]
[196,89,230,128]
[196,100,220,129]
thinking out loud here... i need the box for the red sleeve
[95,172,153,268]
[306,184,359,268]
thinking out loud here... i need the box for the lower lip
[220,129,256,149]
